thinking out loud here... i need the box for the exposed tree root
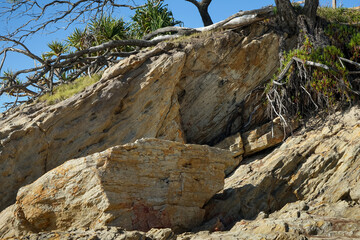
[267,55,360,135]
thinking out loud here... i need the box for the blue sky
[0,0,359,112]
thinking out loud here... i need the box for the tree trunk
[185,0,213,26]
[332,0,337,9]
[303,0,319,22]
[274,0,297,32]
[197,3,213,26]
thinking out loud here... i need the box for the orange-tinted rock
[0,139,236,238]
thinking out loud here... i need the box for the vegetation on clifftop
[266,7,360,123]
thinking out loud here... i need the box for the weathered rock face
[2,227,176,240]
[214,117,299,157]
[0,24,279,211]
[0,138,237,238]
[242,117,298,156]
[191,106,360,239]
[1,16,360,240]
[178,202,360,239]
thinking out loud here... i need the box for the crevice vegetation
[38,74,101,105]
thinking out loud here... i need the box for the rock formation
[1,13,360,240]
[0,139,238,238]
[0,24,279,212]
[195,106,360,239]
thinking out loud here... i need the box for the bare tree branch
[339,57,360,69]
[0,7,274,110]
[185,0,200,8]
[1,0,162,40]
[143,27,199,40]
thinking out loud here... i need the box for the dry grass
[39,74,101,105]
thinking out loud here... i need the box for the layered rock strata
[199,106,360,239]
[4,107,360,239]
[0,24,279,211]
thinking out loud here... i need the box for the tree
[267,0,360,131]
[88,16,130,44]
[0,0,171,107]
[274,0,319,33]
[332,0,337,9]
[185,0,213,26]
[131,0,182,39]
[42,41,70,59]
[303,0,319,23]
[274,0,297,32]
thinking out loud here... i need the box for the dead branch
[0,6,275,110]
[198,6,274,32]
[143,27,199,40]
[293,57,331,70]
[2,0,162,41]
[339,57,360,69]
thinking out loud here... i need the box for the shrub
[318,7,360,24]
[266,35,353,120]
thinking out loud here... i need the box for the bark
[303,0,319,22]
[275,0,320,33]
[185,0,213,26]
[275,0,297,32]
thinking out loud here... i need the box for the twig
[277,58,295,82]
[301,85,318,110]
[293,57,330,70]
[339,57,360,69]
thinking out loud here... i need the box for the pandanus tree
[131,0,182,39]
[0,0,181,107]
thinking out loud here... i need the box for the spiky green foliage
[66,16,129,51]
[42,41,70,59]
[131,0,182,39]
[1,69,21,88]
[66,28,93,51]
[88,16,129,44]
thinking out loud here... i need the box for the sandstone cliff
[0,16,359,240]
[0,24,279,212]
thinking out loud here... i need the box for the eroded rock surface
[0,24,279,211]
[0,138,237,238]
[191,106,360,239]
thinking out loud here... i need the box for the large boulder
[0,24,279,211]
[0,138,237,238]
